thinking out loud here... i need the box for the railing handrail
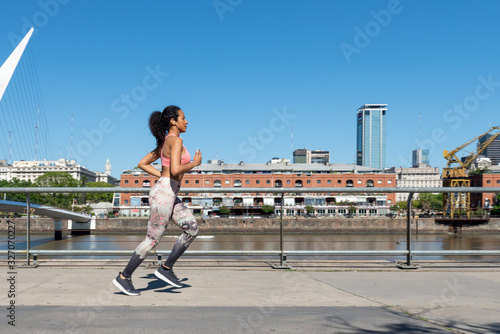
[4,250,500,256]
[2,186,500,269]
[1,186,500,194]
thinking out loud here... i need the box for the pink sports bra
[161,134,191,167]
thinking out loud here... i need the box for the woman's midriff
[161,167,183,183]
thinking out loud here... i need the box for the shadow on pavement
[136,273,191,293]
[323,307,450,333]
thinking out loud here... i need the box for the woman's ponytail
[148,105,180,153]
[149,111,167,154]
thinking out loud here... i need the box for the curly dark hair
[148,105,180,154]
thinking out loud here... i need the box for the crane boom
[443,125,500,218]
[443,126,500,178]
[462,129,500,169]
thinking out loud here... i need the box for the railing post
[406,193,413,266]
[272,191,291,269]
[26,193,31,266]
[280,192,284,265]
[397,192,420,269]
[16,193,38,268]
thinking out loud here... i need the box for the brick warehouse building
[469,171,500,210]
[114,161,397,218]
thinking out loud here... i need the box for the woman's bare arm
[137,150,162,178]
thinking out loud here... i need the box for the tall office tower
[412,148,430,167]
[478,134,500,166]
[356,104,387,170]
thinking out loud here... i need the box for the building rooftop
[122,162,383,175]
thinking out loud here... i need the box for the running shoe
[155,266,182,287]
[113,272,141,296]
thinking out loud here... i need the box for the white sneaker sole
[154,270,182,288]
[112,278,140,296]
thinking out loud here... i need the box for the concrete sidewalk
[1,260,500,333]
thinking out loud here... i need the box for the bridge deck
[0,200,90,222]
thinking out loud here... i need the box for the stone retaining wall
[1,217,500,234]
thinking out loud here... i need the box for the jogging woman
[113,105,201,296]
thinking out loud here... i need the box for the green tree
[0,178,34,202]
[390,204,399,212]
[85,181,115,203]
[337,200,357,206]
[419,194,431,211]
[33,172,81,208]
[418,193,443,211]
[305,205,314,215]
[80,175,88,204]
[433,193,444,210]
[35,171,81,187]
[261,205,274,216]
[469,167,490,175]
[397,201,407,210]
[473,207,485,217]
[73,205,93,215]
[218,205,231,216]
[491,193,500,215]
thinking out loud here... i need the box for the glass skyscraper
[412,148,430,167]
[478,134,500,166]
[356,104,387,170]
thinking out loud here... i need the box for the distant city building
[95,159,119,185]
[471,156,493,170]
[293,149,330,164]
[0,159,96,183]
[105,158,112,174]
[412,148,430,167]
[311,150,330,164]
[469,165,500,208]
[268,157,290,164]
[94,171,118,185]
[0,158,117,185]
[385,166,442,202]
[206,159,224,164]
[356,104,387,170]
[117,162,395,217]
[0,160,9,181]
[478,134,500,166]
[293,149,309,163]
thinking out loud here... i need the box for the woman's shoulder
[165,134,183,145]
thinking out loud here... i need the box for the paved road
[1,260,499,333]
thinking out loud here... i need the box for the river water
[2,232,500,261]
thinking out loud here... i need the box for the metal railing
[1,186,500,269]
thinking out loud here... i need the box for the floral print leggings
[122,177,198,277]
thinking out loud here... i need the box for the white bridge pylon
[0,27,34,103]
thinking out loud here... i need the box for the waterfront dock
[1,259,499,333]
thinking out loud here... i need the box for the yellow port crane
[442,126,500,218]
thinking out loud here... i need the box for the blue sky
[1,0,500,177]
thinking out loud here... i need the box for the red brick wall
[119,172,396,205]
[470,174,500,208]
